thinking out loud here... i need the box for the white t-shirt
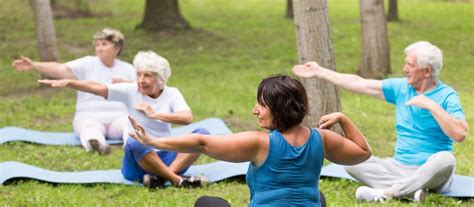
[107,83,191,138]
[66,56,136,123]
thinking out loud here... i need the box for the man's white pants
[344,151,455,198]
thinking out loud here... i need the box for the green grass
[1,0,473,206]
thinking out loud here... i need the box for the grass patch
[0,0,472,206]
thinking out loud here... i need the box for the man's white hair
[404,41,443,80]
[133,51,172,84]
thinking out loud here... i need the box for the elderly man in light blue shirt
[292,41,468,202]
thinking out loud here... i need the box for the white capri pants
[73,115,130,151]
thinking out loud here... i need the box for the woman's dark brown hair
[257,75,308,132]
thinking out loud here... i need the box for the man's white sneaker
[356,186,387,203]
[413,189,428,202]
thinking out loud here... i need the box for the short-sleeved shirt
[67,56,136,123]
[382,78,465,166]
[107,83,190,138]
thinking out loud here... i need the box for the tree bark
[387,0,399,22]
[286,0,294,19]
[30,0,59,62]
[30,0,59,81]
[292,0,342,132]
[139,0,190,31]
[357,0,390,79]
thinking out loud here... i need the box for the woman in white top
[39,51,210,188]
[12,28,136,155]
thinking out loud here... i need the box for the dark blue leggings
[121,127,210,182]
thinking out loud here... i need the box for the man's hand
[128,116,152,145]
[134,103,154,117]
[406,94,437,110]
[38,79,71,88]
[318,112,343,129]
[12,56,34,71]
[292,61,321,78]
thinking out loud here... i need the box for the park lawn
[0,0,472,206]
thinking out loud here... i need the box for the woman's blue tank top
[246,128,324,206]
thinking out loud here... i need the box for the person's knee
[421,151,456,179]
[344,165,358,175]
[76,118,105,130]
[192,127,210,135]
[125,138,139,149]
[126,138,154,160]
[436,151,456,165]
[429,151,456,168]
[127,139,145,152]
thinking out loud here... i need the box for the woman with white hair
[38,51,210,188]
[12,28,136,155]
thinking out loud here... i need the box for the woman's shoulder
[68,56,95,64]
[162,86,183,95]
[312,128,327,143]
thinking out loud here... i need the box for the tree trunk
[286,0,294,19]
[357,0,390,79]
[387,0,399,22]
[30,0,59,62]
[139,0,190,31]
[30,0,59,81]
[292,0,342,132]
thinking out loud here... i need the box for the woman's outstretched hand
[128,116,152,145]
[12,56,34,71]
[38,79,71,88]
[292,62,320,78]
[318,112,344,129]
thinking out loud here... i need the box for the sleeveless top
[246,128,324,206]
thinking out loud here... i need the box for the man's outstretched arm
[293,62,385,100]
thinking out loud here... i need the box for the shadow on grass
[2,178,129,188]
[2,175,246,188]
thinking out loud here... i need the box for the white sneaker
[356,186,387,203]
[413,189,428,202]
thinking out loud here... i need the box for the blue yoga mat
[320,163,474,198]
[0,161,249,185]
[0,118,232,146]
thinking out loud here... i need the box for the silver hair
[133,51,172,86]
[404,41,443,80]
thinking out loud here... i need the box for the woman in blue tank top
[129,75,372,206]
